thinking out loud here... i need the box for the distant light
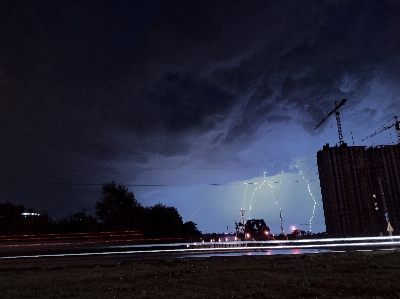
[21,212,40,216]
[264,231,269,235]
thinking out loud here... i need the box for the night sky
[1,1,399,234]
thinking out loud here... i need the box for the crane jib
[314,98,347,146]
[314,98,347,130]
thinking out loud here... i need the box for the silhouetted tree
[0,202,25,234]
[51,212,100,233]
[145,203,182,238]
[181,221,202,239]
[95,181,145,231]
[77,214,99,232]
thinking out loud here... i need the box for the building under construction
[315,99,399,237]
[317,143,400,237]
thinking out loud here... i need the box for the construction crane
[362,116,400,144]
[315,98,347,146]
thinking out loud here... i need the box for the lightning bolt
[267,179,282,210]
[295,164,316,232]
[241,182,249,208]
[247,171,267,219]
[189,197,209,222]
[189,209,199,221]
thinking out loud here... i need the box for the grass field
[1,251,400,298]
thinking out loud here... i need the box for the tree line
[0,181,201,238]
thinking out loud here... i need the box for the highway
[1,233,399,268]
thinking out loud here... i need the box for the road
[1,233,399,268]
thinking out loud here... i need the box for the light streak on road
[1,236,399,261]
[0,230,183,249]
[0,231,143,242]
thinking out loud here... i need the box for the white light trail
[2,236,400,260]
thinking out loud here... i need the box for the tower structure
[235,209,246,236]
[317,143,400,237]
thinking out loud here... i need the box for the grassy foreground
[1,251,400,298]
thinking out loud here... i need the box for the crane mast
[362,116,400,144]
[315,98,347,146]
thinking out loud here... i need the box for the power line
[0,179,319,186]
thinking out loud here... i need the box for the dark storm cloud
[149,72,233,131]
[1,0,399,217]
[1,2,175,166]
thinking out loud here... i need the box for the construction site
[315,99,400,237]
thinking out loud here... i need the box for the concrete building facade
[317,143,400,237]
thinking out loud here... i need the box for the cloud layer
[1,1,399,231]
